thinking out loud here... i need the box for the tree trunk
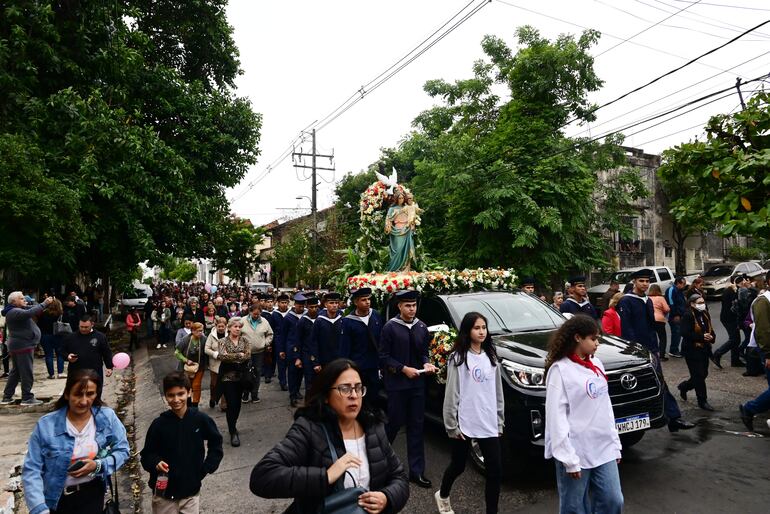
[673,224,688,277]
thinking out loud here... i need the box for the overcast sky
[225,0,770,226]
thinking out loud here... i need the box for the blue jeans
[555,460,623,514]
[744,367,770,415]
[669,320,681,354]
[41,334,64,376]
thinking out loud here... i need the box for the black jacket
[250,407,409,513]
[61,330,113,374]
[140,408,223,500]
[681,308,715,353]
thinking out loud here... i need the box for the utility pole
[292,129,334,287]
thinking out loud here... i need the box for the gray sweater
[442,351,505,438]
[2,304,44,353]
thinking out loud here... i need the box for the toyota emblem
[620,373,638,391]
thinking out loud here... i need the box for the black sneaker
[739,404,754,432]
[252,397,261,403]
[710,355,723,369]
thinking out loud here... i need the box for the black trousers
[440,436,502,514]
[53,479,104,513]
[221,380,244,434]
[385,388,425,476]
[679,347,710,403]
[655,321,668,356]
[714,321,741,365]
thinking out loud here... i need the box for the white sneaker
[162,344,168,348]
[0,398,14,405]
[156,344,161,349]
[767,419,770,430]
[434,491,454,514]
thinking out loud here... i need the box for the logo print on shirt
[471,366,486,383]
[585,378,608,399]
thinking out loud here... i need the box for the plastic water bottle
[155,472,168,497]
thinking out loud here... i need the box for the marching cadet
[339,287,384,410]
[560,276,599,319]
[270,293,291,390]
[313,292,343,366]
[289,296,321,405]
[618,269,695,432]
[379,290,437,489]
[259,293,278,384]
[520,277,536,295]
[277,294,305,393]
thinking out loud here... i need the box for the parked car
[587,266,676,306]
[702,261,766,298]
[119,283,153,316]
[248,282,272,294]
[385,291,666,473]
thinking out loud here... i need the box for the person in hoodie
[289,296,320,406]
[314,292,344,367]
[559,276,599,319]
[1,292,54,405]
[617,269,695,433]
[140,372,223,514]
[278,294,307,395]
[339,287,384,411]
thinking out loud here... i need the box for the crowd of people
[5,267,770,514]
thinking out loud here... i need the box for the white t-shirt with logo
[64,416,98,487]
[457,351,499,438]
[544,356,621,473]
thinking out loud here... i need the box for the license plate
[615,413,651,434]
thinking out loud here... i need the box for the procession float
[340,168,518,382]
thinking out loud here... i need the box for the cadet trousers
[385,387,426,477]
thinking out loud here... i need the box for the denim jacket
[22,406,130,514]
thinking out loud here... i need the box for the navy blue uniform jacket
[279,311,303,356]
[379,316,430,391]
[313,314,343,366]
[262,310,279,334]
[271,310,289,351]
[618,293,659,353]
[339,310,383,371]
[560,297,599,319]
[289,315,316,365]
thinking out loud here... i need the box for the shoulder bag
[103,455,121,514]
[54,315,73,335]
[319,425,366,514]
[184,339,201,377]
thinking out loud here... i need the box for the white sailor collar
[317,314,342,324]
[565,297,591,307]
[288,310,306,320]
[346,310,372,324]
[390,317,421,330]
[273,309,290,318]
[625,293,649,303]
[301,314,318,324]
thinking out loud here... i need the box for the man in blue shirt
[665,276,687,358]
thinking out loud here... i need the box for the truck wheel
[469,437,522,479]
[620,431,645,448]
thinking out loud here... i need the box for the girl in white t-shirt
[544,316,624,514]
[436,312,504,514]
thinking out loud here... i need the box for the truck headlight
[502,360,546,389]
[714,277,729,285]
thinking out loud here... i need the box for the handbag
[319,425,366,514]
[183,338,202,377]
[54,315,72,335]
[103,455,121,514]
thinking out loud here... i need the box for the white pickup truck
[587,266,676,306]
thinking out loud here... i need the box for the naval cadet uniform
[278,296,306,393]
[313,310,343,366]
[560,297,599,319]
[339,300,384,409]
[379,311,430,480]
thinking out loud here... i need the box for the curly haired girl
[544,316,624,514]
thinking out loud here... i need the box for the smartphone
[67,460,87,473]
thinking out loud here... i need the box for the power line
[667,0,770,12]
[562,17,770,128]
[594,0,702,58]
[649,0,770,39]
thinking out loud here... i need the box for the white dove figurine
[375,167,399,194]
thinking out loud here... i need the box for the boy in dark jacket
[140,372,223,513]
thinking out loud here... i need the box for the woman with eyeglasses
[250,358,409,514]
[544,316,623,514]
[677,293,716,412]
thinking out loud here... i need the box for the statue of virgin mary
[384,188,416,272]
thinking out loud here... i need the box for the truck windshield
[447,293,564,334]
[703,265,734,277]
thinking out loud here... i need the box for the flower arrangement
[429,328,457,385]
[347,268,517,299]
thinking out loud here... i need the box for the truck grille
[606,364,664,420]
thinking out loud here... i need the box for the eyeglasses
[331,384,367,397]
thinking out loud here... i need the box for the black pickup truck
[387,291,666,470]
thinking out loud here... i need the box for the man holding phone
[62,315,113,383]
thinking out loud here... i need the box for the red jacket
[602,306,621,337]
[126,312,142,332]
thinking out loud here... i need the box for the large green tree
[0,1,261,294]
[658,90,770,241]
[377,27,646,285]
[212,217,265,285]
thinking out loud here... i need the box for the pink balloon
[112,352,131,370]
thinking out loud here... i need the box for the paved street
[132,300,770,513]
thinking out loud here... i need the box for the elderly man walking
[1,292,54,405]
